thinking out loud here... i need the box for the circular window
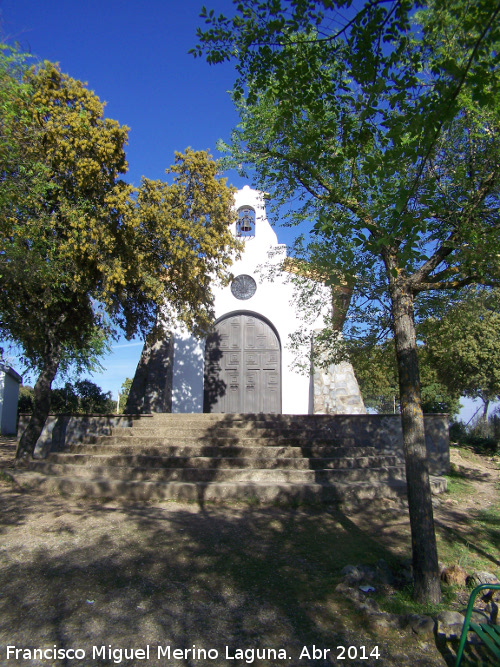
[230,274,257,300]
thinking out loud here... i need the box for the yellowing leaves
[1,55,240,357]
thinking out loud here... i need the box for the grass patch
[444,474,472,497]
[477,503,500,523]
[436,472,500,574]
[375,583,457,618]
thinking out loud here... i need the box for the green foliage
[119,377,133,413]
[49,383,79,414]
[418,346,462,416]
[347,339,398,413]
[195,0,500,414]
[347,338,461,416]
[422,289,500,417]
[0,47,239,383]
[374,583,455,618]
[19,381,115,414]
[0,44,45,216]
[196,0,500,304]
[449,411,499,455]
[17,385,34,414]
[458,434,498,455]
[1,45,240,459]
[45,381,114,414]
[74,380,115,414]
[195,0,500,604]
[449,421,468,444]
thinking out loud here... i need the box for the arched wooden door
[204,313,281,414]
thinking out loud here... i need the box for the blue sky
[0,1,483,421]
[1,0,245,190]
[0,0,256,398]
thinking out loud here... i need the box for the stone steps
[84,434,368,448]
[13,413,447,505]
[100,429,368,443]
[26,460,407,483]
[9,470,448,504]
[38,452,402,470]
[71,442,378,458]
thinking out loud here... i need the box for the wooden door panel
[263,371,279,413]
[204,313,281,413]
[263,350,279,369]
[244,370,258,413]
[224,351,240,370]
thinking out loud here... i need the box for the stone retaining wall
[17,414,150,459]
[307,413,449,475]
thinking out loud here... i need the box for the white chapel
[127,186,365,416]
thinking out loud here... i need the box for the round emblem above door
[230,274,257,300]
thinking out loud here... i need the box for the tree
[0,52,240,461]
[50,383,80,414]
[73,380,115,414]
[348,338,461,416]
[119,378,133,412]
[347,340,399,413]
[17,385,34,414]
[419,349,462,417]
[0,45,45,216]
[194,0,500,603]
[422,289,500,423]
[48,380,115,414]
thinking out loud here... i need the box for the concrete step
[27,461,406,484]
[87,432,368,447]
[131,413,320,423]
[110,425,366,439]
[10,470,447,505]
[41,452,401,470]
[65,442,380,458]
[39,454,313,469]
[125,413,383,436]
[308,455,402,469]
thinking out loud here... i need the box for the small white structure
[169,186,364,415]
[0,363,22,435]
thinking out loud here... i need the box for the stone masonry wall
[126,334,174,413]
[296,413,449,476]
[17,414,148,459]
[313,360,366,414]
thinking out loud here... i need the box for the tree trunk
[16,342,62,461]
[389,282,442,604]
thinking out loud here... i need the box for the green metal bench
[455,583,500,666]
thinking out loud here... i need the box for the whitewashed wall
[172,186,329,414]
[0,364,22,435]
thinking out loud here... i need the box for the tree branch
[246,0,398,48]
[414,275,499,292]
[407,234,457,289]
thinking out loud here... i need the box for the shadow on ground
[0,482,450,667]
[2,435,484,666]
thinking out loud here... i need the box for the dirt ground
[0,437,498,667]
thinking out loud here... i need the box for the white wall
[172,185,329,414]
[0,365,22,435]
[171,328,205,413]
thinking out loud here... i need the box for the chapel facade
[127,186,365,415]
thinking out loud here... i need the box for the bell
[239,210,254,232]
[240,220,252,232]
